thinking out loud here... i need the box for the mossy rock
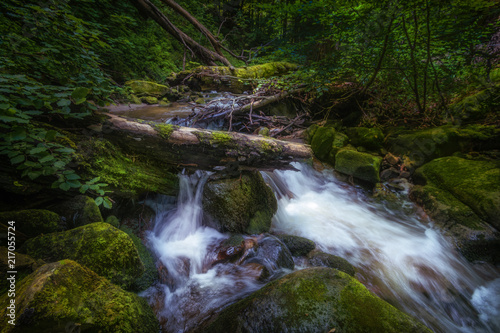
[82,139,179,199]
[410,185,499,262]
[20,222,144,289]
[0,210,62,238]
[335,149,382,183]
[311,126,337,160]
[0,260,159,333]
[203,171,277,234]
[128,94,142,104]
[140,96,158,104]
[201,267,430,333]
[276,234,316,257]
[0,247,45,295]
[451,84,500,122]
[50,195,103,229]
[413,156,500,230]
[307,250,355,277]
[125,80,170,97]
[105,215,120,228]
[345,127,384,151]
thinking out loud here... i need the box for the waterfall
[143,165,500,333]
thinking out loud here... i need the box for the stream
[141,163,500,333]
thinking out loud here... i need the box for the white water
[143,164,500,333]
[266,163,500,333]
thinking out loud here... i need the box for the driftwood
[102,114,312,171]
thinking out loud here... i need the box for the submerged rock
[200,267,431,333]
[307,250,356,277]
[20,222,144,289]
[275,234,316,257]
[0,260,159,333]
[0,209,62,238]
[335,149,382,183]
[242,235,294,276]
[203,171,277,234]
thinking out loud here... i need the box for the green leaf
[10,155,25,164]
[30,147,48,154]
[67,180,82,188]
[87,176,100,184]
[74,98,87,105]
[80,184,89,193]
[56,147,75,154]
[11,127,26,141]
[103,197,112,209]
[65,173,81,180]
[71,87,90,100]
[45,130,58,141]
[59,182,71,191]
[39,154,55,163]
[95,196,104,206]
[57,99,71,107]
[28,171,42,180]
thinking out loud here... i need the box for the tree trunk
[102,114,312,171]
[130,0,234,67]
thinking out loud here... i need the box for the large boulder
[335,149,382,183]
[0,260,159,333]
[49,195,102,229]
[0,247,45,294]
[411,156,500,262]
[0,210,62,238]
[203,171,277,234]
[310,126,349,165]
[345,127,384,151]
[275,234,316,257]
[20,222,144,289]
[125,80,170,97]
[201,267,430,333]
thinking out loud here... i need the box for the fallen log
[101,114,312,171]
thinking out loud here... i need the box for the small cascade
[264,163,500,333]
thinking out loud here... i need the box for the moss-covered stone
[128,94,142,104]
[413,156,500,230]
[307,250,355,277]
[0,260,159,333]
[20,222,144,289]
[50,195,102,229]
[346,127,384,151]
[275,235,316,257]
[451,84,500,122]
[311,126,337,160]
[203,171,277,234]
[0,247,45,295]
[0,210,62,238]
[335,149,382,183]
[125,80,170,97]
[201,267,430,333]
[386,125,500,169]
[105,215,120,228]
[140,96,158,104]
[82,139,179,198]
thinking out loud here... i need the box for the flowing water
[143,164,500,333]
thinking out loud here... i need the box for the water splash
[265,163,500,332]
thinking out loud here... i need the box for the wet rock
[275,234,316,256]
[0,260,159,333]
[307,250,356,277]
[214,234,246,264]
[0,209,62,238]
[310,126,349,166]
[380,167,400,182]
[200,267,431,333]
[384,152,400,166]
[411,156,500,262]
[203,171,277,234]
[20,222,144,289]
[346,126,384,151]
[49,195,103,229]
[335,149,382,183]
[241,235,294,277]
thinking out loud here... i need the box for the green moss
[276,235,316,257]
[155,123,175,140]
[140,96,158,104]
[308,250,356,277]
[120,226,158,292]
[414,156,500,230]
[203,171,277,234]
[0,247,45,295]
[202,268,430,333]
[0,260,159,333]
[105,215,120,228]
[211,131,232,144]
[20,222,144,289]
[335,149,382,183]
[83,139,179,198]
[310,126,337,160]
[346,127,384,151]
[125,80,170,97]
[50,195,103,228]
[0,210,62,238]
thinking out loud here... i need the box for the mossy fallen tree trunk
[102,114,312,171]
